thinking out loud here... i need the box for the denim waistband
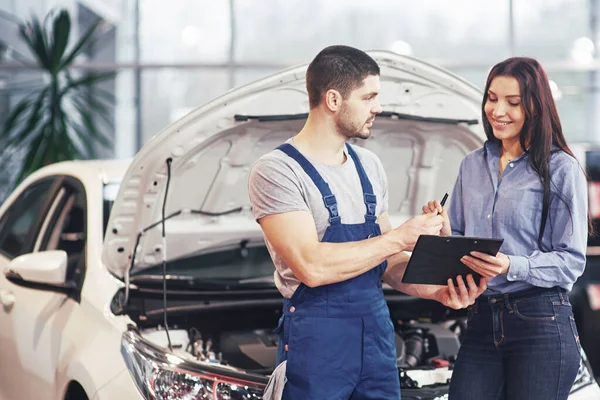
[483,286,566,302]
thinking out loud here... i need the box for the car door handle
[0,289,15,312]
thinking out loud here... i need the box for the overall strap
[345,143,377,223]
[276,144,341,225]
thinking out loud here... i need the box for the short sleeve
[374,156,389,214]
[248,155,310,222]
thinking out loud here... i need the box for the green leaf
[19,15,52,71]
[60,18,100,69]
[15,129,47,183]
[84,120,111,149]
[63,111,93,158]
[58,112,84,160]
[68,120,96,158]
[59,71,115,97]
[52,102,70,156]
[0,82,45,95]
[3,115,45,154]
[0,89,49,165]
[73,79,117,104]
[1,99,33,138]
[90,86,116,103]
[51,10,71,72]
[70,97,112,148]
[3,9,116,189]
[4,123,44,181]
[72,94,114,131]
[18,87,49,138]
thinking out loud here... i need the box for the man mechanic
[249,45,487,399]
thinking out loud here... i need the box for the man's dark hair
[306,45,380,109]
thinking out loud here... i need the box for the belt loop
[558,288,566,305]
[503,293,514,312]
[473,298,480,314]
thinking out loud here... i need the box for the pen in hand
[423,193,449,216]
[438,193,449,235]
[430,193,449,219]
[440,192,448,208]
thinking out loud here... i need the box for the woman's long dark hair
[482,57,592,249]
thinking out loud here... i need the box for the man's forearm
[260,210,443,289]
[382,252,439,300]
[303,232,405,287]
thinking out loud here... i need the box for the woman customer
[424,57,591,400]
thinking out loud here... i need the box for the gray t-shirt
[248,140,389,298]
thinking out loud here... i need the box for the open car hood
[102,51,486,279]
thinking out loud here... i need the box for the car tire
[64,382,89,400]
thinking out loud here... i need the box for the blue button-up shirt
[448,140,588,293]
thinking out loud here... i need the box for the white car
[0,52,598,400]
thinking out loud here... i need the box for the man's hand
[434,274,489,310]
[422,200,451,236]
[390,213,444,251]
[461,251,510,278]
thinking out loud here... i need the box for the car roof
[25,159,131,185]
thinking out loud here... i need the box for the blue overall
[273,143,401,400]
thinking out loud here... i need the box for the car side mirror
[4,251,77,297]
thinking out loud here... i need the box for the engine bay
[134,296,467,390]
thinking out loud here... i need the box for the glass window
[514,0,590,60]
[547,71,589,143]
[42,188,86,279]
[141,69,229,144]
[0,179,55,258]
[1,5,35,64]
[0,69,53,201]
[0,1,13,11]
[234,69,279,88]
[0,70,46,124]
[139,0,231,63]
[448,68,488,92]
[12,1,47,23]
[44,191,85,254]
[233,0,509,65]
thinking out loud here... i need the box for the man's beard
[336,106,370,140]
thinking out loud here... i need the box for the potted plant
[0,8,114,195]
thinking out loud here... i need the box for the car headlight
[121,329,266,399]
[571,348,597,394]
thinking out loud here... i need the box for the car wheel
[64,382,89,400]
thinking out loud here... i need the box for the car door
[0,177,87,400]
[0,177,60,400]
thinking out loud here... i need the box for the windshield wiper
[234,111,478,125]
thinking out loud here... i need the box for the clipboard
[401,235,504,286]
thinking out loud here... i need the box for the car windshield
[132,245,276,285]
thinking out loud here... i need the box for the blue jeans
[449,287,581,400]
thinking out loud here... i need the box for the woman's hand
[461,251,511,278]
[435,274,489,309]
[422,200,451,236]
